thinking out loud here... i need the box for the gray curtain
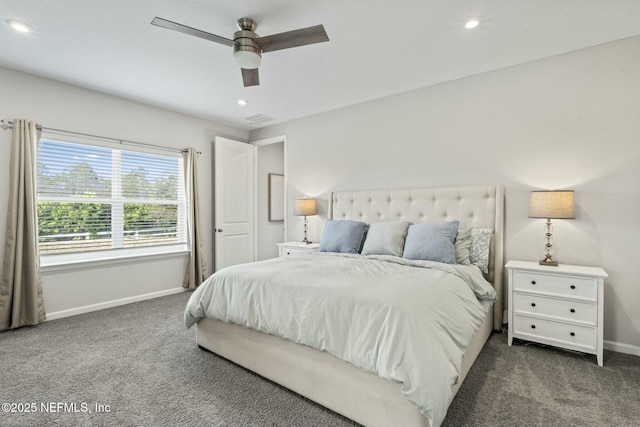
[0,119,45,331]
[182,148,208,289]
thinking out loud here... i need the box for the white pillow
[361,221,411,257]
[454,228,472,265]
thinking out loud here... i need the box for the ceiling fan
[151,16,329,87]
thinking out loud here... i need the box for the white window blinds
[37,138,187,256]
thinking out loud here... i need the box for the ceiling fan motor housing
[233,18,262,69]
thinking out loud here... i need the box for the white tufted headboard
[329,184,504,330]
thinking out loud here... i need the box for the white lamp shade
[294,198,317,216]
[233,50,261,69]
[529,190,575,219]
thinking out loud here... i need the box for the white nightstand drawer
[514,271,597,300]
[513,314,597,351]
[281,248,315,257]
[513,293,597,325]
[277,242,320,257]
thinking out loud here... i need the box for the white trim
[45,287,189,321]
[251,135,286,147]
[253,145,259,262]
[604,339,640,357]
[251,135,288,252]
[283,136,288,241]
[41,247,189,272]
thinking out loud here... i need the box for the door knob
[216,228,223,233]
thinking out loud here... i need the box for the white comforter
[185,253,495,427]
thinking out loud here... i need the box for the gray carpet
[0,292,638,427]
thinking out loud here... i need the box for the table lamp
[294,197,317,244]
[529,190,575,266]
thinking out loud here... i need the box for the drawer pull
[531,325,536,329]
[570,332,575,337]
[531,280,536,285]
[570,308,576,313]
[570,285,576,289]
[531,303,536,307]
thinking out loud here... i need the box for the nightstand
[277,241,320,257]
[506,260,607,366]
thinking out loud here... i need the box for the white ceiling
[2,0,640,130]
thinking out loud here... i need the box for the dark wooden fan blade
[255,25,329,53]
[241,68,260,87]
[151,17,234,47]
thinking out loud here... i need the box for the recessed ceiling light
[6,19,32,33]
[464,18,480,29]
[237,99,248,106]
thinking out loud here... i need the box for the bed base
[196,310,493,427]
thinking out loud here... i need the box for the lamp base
[301,215,313,244]
[539,218,559,267]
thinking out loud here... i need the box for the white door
[214,137,255,270]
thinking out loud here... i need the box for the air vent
[245,113,275,125]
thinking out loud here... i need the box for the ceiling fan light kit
[233,49,262,69]
[151,16,329,87]
[233,18,262,69]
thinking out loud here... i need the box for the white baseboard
[45,287,189,321]
[604,340,640,357]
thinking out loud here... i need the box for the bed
[187,184,504,427]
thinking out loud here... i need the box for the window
[37,137,187,265]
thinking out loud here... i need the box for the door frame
[251,135,287,253]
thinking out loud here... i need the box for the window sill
[40,246,190,272]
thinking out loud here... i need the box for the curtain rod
[0,119,201,155]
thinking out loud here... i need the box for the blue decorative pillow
[402,221,460,264]
[319,220,369,254]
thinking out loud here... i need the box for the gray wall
[251,36,640,351]
[256,142,285,260]
[0,66,248,315]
